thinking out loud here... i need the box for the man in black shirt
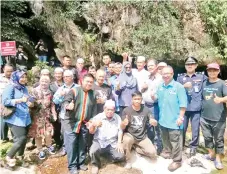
[35,39,48,62]
[16,45,28,71]
[120,91,157,169]
[201,63,227,170]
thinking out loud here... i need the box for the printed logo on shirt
[169,89,176,95]
[131,115,144,131]
[204,87,218,100]
[95,90,108,101]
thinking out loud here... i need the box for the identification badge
[194,85,199,92]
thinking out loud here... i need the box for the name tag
[194,86,199,93]
[169,90,176,95]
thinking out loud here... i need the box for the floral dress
[28,86,56,138]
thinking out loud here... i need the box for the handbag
[0,86,16,118]
[0,104,16,118]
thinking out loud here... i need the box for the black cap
[185,56,198,65]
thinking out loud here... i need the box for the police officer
[177,56,207,158]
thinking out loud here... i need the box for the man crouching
[121,91,157,169]
[88,100,125,174]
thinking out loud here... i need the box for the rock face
[30,0,43,16]
[43,1,218,63]
[14,1,222,64]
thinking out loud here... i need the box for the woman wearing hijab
[115,61,138,116]
[2,70,31,167]
[28,76,57,160]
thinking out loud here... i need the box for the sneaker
[38,151,46,160]
[5,156,16,167]
[214,160,223,170]
[47,146,56,155]
[59,148,67,156]
[79,164,88,171]
[70,169,78,174]
[124,162,132,169]
[91,165,99,174]
[168,162,182,172]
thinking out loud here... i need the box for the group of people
[0,39,49,72]
[0,53,226,174]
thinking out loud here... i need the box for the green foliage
[122,2,184,60]
[27,61,54,86]
[199,0,227,61]
[0,142,13,159]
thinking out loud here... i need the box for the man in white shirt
[88,100,125,174]
[132,56,149,92]
[141,59,163,154]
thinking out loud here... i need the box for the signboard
[0,41,17,56]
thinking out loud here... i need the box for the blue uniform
[177,72,207,149]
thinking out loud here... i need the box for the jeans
[160,126,183,162]
[64,125,88,172]
[183,111,200,149]
[7,124,29,158]
[200,117,226,154]
[90,140,125,168]
[52,119,63,147]
[0,117,9,140]
[38,55,47,62]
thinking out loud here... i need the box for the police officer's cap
[185,56,198,65]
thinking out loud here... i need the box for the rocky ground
[1,124,227,174]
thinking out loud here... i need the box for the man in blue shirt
[157,66,187,172]
[177,57,207,158]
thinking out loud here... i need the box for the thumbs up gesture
[92,120,102,127]
[66,100,74,110]
[122,115,129,126]
[213,93,222,104]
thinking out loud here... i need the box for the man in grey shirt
[88,100,125,174]
[201,63,227,170]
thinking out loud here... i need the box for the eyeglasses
[125,67,131,69]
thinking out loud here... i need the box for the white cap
[157,62,167,67]
[77,58,84,63]
[137,56,146,62]
[63,70,74,77]
[104,100,115,108]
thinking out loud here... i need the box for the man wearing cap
[177,56,207,158]
[88,100,125,174]
[201,63,227,170]
[157,62,167,75]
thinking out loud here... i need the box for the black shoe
[187,148,196,158]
